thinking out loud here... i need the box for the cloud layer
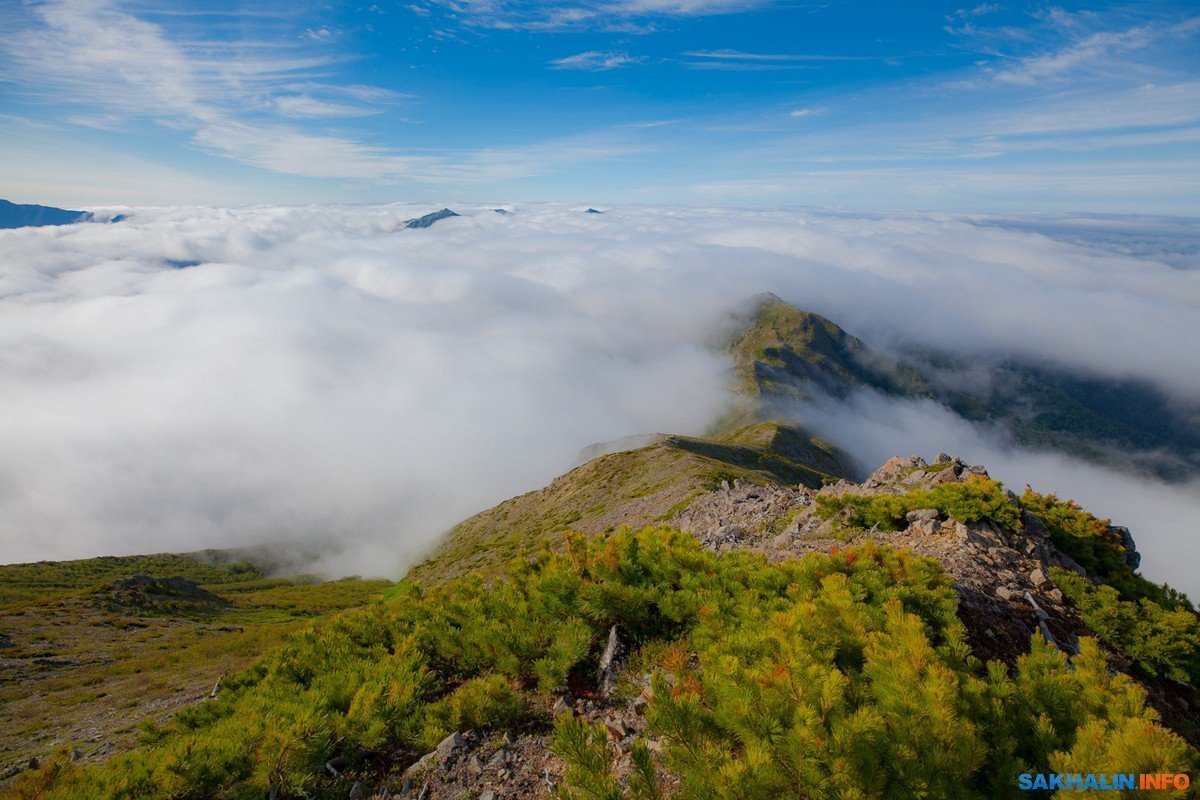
[1,204,1197,593]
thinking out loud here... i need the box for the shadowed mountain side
[0,199,93,229]
[406,421,853,587]
[725,294,1200,481]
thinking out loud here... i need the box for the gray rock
[961,524,1004,549]
[905,508,940,523]
[349,781,365,800]
[1110,525,1141,569]
[436,731,463,761]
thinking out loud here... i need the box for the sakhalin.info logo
[1018,773,1191,791]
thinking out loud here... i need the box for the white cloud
[0,204,1197,594]
[991,25,1157,86]
[550,50,639,70]
[0,1,655,187]
[273,95,382,119]
[0,0,440,182]
[684,49,874,62]
[428,0,768,31]
[948,10,1200,88]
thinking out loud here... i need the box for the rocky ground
[370,696,663,800]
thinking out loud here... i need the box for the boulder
[905,508,940,524]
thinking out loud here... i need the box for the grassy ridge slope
[406,422,852,587]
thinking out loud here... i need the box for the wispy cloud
[0,0,625,184]
[550,50,639,71]
[424,0,770,31]
[683,49,875,62]
[991,25,1158,86]
[2,0,444,181]
[949,3,1001,21]
[948,9,1200,87]
[273,95,382,118]
[681,48,874,71]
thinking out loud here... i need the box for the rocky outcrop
[670,453,1130,665]
[98,575,229,614]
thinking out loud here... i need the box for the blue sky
[0,0,1197,211]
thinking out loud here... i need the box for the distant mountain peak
[403,208,459,229]
[0,198,94,229]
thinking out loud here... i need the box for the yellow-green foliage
[557,544,1196,800]
[1018,490,1188,608]
[815,475,1022,532]
[1052,569,1200,685]
[552,715,663,800]
[13,528,1197,800]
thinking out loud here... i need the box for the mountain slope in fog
[729,294,1200,481]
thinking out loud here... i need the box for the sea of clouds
[1,204,1197,593]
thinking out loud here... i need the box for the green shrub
[1052,569,1200,685]
[422,674,529,748]
[816,475,1021,532]
[14,526,1197,800]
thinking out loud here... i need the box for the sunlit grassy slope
[405,421,853,587]
[0,553,389,784]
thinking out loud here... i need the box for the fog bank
[1,204,1196,588]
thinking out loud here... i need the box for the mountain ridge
[724,293,1200,481]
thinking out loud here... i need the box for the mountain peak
[404,208,459,229]
[0,198,94,229]
[726,294,920,409]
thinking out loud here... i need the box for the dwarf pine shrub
[816,475,1022,532]
[10,526,1197,800]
